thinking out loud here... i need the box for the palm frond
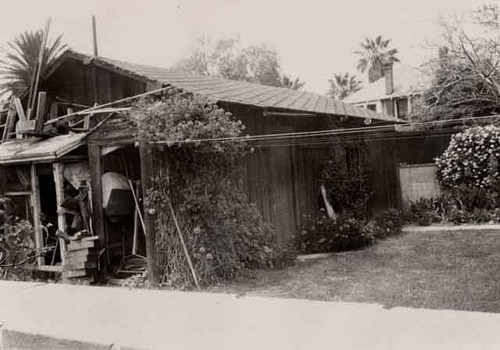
[354,36,399,74]
[0,29,66,95]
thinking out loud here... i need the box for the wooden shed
[0,49,404,281]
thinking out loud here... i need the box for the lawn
[211,229,500,313]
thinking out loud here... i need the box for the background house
[344,63,431,119]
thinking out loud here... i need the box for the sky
[0,0,493,94]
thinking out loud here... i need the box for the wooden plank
[4,191,32,196]
[30,164,44,266]
[82,236,99,242]
[25,265,63,273]
[99,70,113,103]
[2,108,16,142]
[290,142,301,234]
[13,98,26,123]
[88,145,106,260]
[67,250,98,262]
[92,15,99,57]
[53,163,68,266]
[35,92,47,133]
[64,260,98,270]
[67,251,98,262]
[49,102,58,120]
[28,17,51,119]
[62,269,88,278]
[139,143,160,285]
[67,240,95,252]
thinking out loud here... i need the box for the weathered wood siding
[41,59,456,244]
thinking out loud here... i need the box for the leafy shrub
[372,209,403,238]
[0,220,36,265]
[435,126,500,209]
[132,91,278,288]
[408,194,500,226]
[297,214,379,254]
[297,209,403,254]
[319,144,372,218]
[0,220,39,281]
[409,198,443,226]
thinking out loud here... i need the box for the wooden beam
[35,92,47,133]
[88,145,107,262]
[53,163,68,266]
[2,107,16,142]
[4,191,32,196]
[49,102,58,120]
[28,17,51,119]
[45,86,172,126]
[139,143,160,285]
[30,164,44,266]
[92,15,99,57]
[13,98,26,123]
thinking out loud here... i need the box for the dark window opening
[396,98,409,118]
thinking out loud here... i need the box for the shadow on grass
[210,230,500,313]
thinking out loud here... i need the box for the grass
[210,230,500,312]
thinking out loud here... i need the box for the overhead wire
[149,114,500,146]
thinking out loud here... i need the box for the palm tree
[0,29,67,96]
[355,36,399,82]
[327,73,362,100]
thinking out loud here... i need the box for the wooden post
[88,145,107,261]
[35,92,47,134]
[92,15,99,57]
[2,107,16,142]
[13,98,27,123]
[30,164,44,266]
[28,17,51,119]
[139,143,160,285]
[53,163,68,265]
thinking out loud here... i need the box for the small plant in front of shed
[0,219,40,281]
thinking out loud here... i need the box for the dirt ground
[210,229,500,313]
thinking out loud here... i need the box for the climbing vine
[131,90,277,288]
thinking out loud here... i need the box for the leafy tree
[355,36,399,82]
[173,36,304,90]
[0,29,66,96]
[417,5,500,120]
[327,72,362,100]
[280,75,306,90]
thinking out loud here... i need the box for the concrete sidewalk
[1,281,500,349]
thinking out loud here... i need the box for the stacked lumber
[62,236,99,284]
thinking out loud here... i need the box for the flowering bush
[132,91,278,288]
[436,126,500,190]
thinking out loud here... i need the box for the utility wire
[148,114,500,145]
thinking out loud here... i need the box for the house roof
[53,50,396,123]
[343,64,432,104]
[0,133,85,165]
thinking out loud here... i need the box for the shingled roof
[53,50,396,122]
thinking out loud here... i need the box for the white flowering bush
[436,126,500,189]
